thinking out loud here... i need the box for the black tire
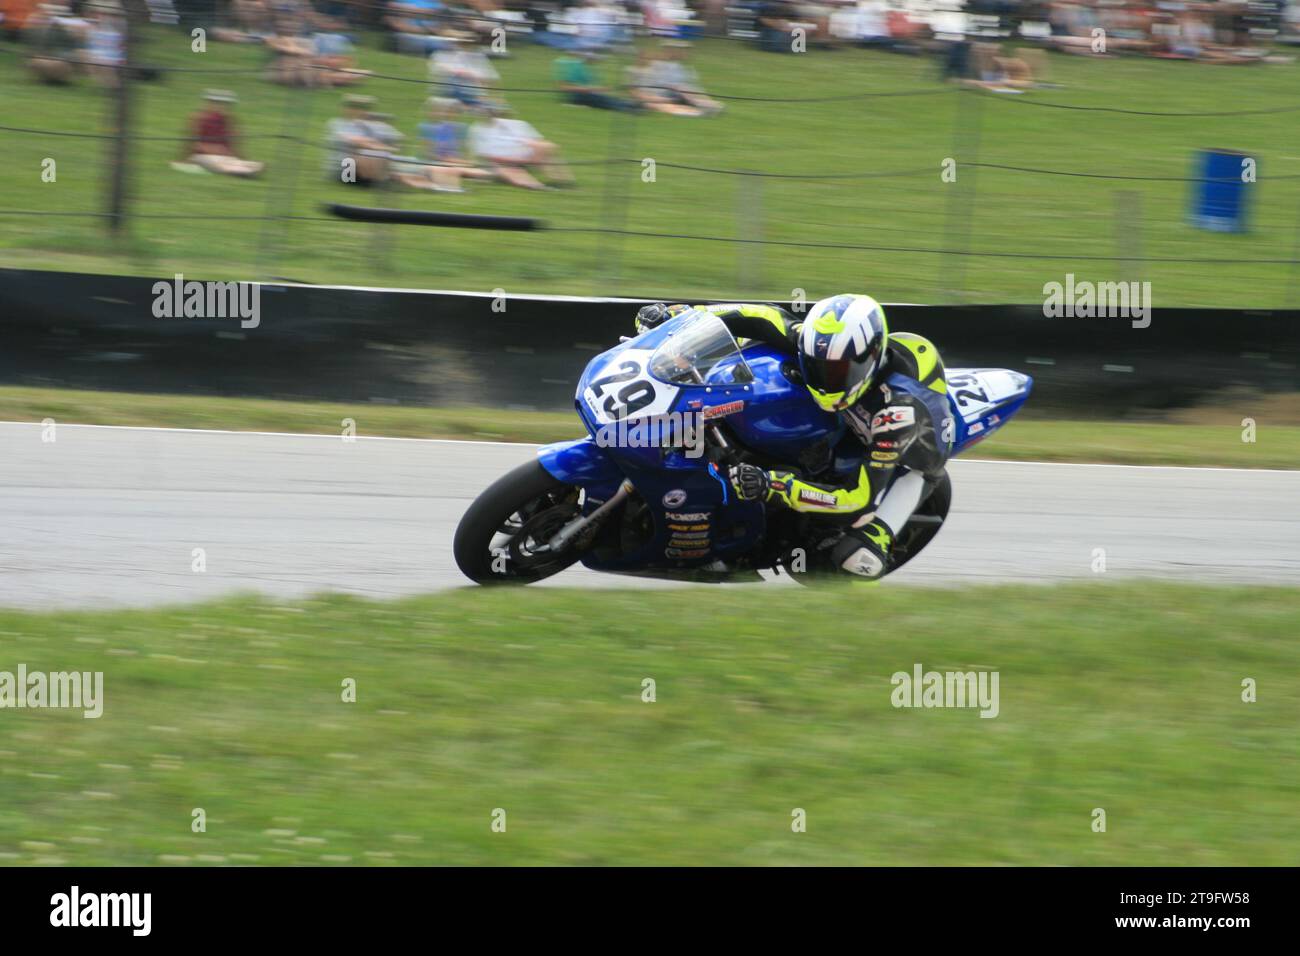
[453,459,583,585]
[886,470,952,573]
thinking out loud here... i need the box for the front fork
[545,479,634,553]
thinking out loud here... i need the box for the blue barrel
[1190,149,1251,233]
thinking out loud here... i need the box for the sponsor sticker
[662,489,688,508]
[797,488,838,508]
[665,512,708,521]
[666,547,711,559]
[701,400,745,421]
[870,406,915,435]
[871,450,899,462]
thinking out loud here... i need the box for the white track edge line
[2,420,1296,473]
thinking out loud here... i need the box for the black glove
[634,302,671,335]
[729,464,770,501]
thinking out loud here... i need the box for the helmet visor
[804,341,882,398]
[804,357,852,394]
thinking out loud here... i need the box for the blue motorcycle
[455,308,1032,584]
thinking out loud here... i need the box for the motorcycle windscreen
[648,311,753,387]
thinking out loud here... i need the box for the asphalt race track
[2,422,1297,609]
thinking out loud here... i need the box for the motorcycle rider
[634,295,953,579]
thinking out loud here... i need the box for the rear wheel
[453,460,583,585]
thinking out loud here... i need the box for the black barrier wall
[2,268,1297,413]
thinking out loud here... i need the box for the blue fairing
[537,437,623,492]
[721,352,842,463]
[537,312,1032,573]
[945,368,1035,455]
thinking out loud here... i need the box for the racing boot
[831,518,894,579]
[830,470,927,578]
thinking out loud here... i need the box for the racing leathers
[639,302,953,578]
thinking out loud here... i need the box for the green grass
[3,30,1300,304]
[3,385,1297,468]
[1,583,1297,865]
[957,419,1300,469]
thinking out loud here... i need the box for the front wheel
[453,459,583,585]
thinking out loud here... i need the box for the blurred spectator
[626,49,702,114]
[25,2,87,84]
[1157,9,1259,63]
[265,5,371,86]
[695,0,729,37]
[468,105,575,189]
[961,41,1038,92]
[455,0,521,46]
[83,2,125,87]
[325,93,394,185]
[554,50,637,110]
[793,2,833,47]
[312,0,354,26]
[1048,1,1157,57]
[418,97,496,188]
[641,0,683,36]
[756,0,799,52]
[1107,2,1157,55]
[526,1,579,49]
[646,41,723,115]
[2,0,48,36]
[1035,0,1265,63]
[883,2,933,54]
[1285,2,1300,44]
[321,96,469,192]
[385,0,459,55]
[1048,1,1113,55]
[1171,10,1214,58]
[420,96,469,163]
[430,40,504,110]
[752,0,830,49]
[214,0,276,41]
[172,89,265,178]
[358,108,475,191]
[568,0,628,52]
[829,0,894,48]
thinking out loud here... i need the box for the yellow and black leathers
[648,303,952,519]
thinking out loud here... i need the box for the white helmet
[797,294,890,412]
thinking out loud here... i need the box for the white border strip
[256,281,925,308]
[1,421,1295,473]
[0,420,535,447]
